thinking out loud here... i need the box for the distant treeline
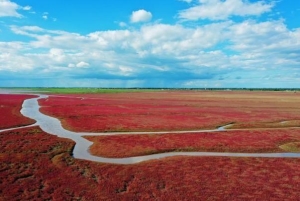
[101,88,300,91]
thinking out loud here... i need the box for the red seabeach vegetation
[2,91,300,199]
[85,128,300,158]
[0,94,36,129]
[1,127,300,200]
[39,91,300,132]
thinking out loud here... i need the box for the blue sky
[0,0,300,88]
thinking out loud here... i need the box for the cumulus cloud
[2,16,300,87]
[0,0,21,17]
[76,61,90,68]
[179,0,274,20]
[2,0,299,87]
[49,48,65,62]
[22,6,31,11]
[130,9,152,23]
[0,42,35,71]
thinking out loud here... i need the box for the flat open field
[85,129,300,158]
[39,91,300,132]
[1,91,300,200]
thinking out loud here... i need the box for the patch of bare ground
[280,142,300,153]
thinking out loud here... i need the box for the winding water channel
[3,93,300,164]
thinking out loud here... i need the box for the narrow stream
[16,94,300,164]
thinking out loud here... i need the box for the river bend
[13,94,300,164]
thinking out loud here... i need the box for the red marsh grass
[39,91,300,132]
[1,127,300,200]
[85,128,300,158]
[0,94,36,129]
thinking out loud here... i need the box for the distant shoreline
[1,87,300,94]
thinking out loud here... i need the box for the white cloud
[76,61,90,68]
[23,6,31,11]
[0,0,21,17]
[0,1,31,18]
[1,1,299,88]
[119,66,133,75]
[130,9,152,23]
[42,12,49,20]
[119,22,127,27]
[179,0,274,20]
[0,42,36,71]
[49,48,65,62]
[3,18,300,87]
